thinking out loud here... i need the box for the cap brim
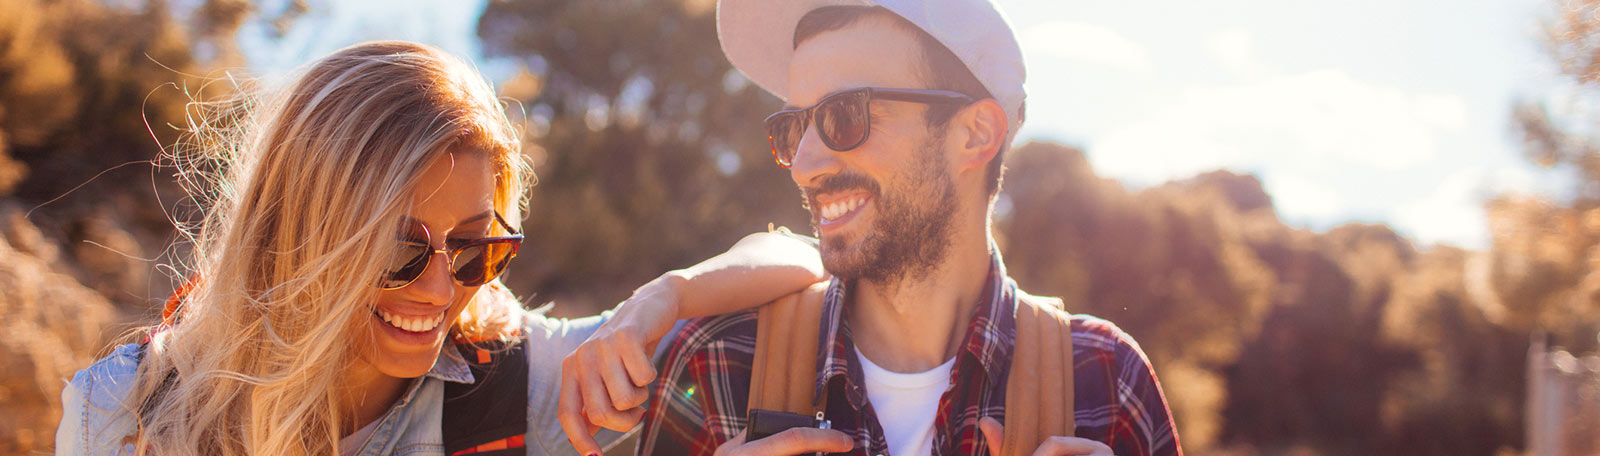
[717,0,874,104]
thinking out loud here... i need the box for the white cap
[717,0,1027,129]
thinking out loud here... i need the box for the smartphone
[746,409,833,445]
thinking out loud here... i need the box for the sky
[238,0,1575,250]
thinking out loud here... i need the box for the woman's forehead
[406,151,496,232]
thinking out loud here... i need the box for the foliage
[1000,143,1528,454]
[3,0,1597,454]
[478,0,808,313]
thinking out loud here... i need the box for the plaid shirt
[639,252,1180,456]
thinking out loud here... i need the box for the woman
[54,41,821,455]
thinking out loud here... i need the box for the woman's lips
[373,308,444,333]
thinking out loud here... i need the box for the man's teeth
[375,308,444,333]
[820,196,867,221]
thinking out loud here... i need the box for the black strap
[442,337,530,456]
[133,343,176,420]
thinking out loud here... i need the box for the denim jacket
[55,311,630,455]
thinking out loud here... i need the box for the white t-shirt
[855,347,957,456]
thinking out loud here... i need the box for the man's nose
[788,124,841,187]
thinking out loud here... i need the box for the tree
[478,0,809,314]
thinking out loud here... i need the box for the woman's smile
[373,307,446,333]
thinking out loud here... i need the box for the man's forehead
[784,17,927,107]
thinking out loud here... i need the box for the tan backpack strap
[1001,293,1076,456]
[749,281,830,415]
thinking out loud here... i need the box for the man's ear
[950,98,1008,172]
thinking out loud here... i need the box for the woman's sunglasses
[380,212,524,290]
[763,87,976,168]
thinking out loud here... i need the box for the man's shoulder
[1014,297,1158,380]
[642,310,766,454]
[654,308,764,380]
[1012,288,1148,360]
[1067,313,1144,355]
[666,309,762,352]
[1056,313,1181,454]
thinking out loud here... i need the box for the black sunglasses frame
[764,87,976,168]
[380,211,525,290]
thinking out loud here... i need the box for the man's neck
[847,228,993,374]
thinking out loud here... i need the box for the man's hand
[712,428,855,456]
[558,275,686,455]
[979,417,1115,456]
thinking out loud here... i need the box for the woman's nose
[406,251,455,304]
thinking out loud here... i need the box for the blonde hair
[128,41,532,455]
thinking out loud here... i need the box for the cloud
[1391,169,1491,248]
[1208,28,1270,77]
[1263,173,1343,221]
[1020,22,1154,75]
[1078,65,1470,244]
[1090,70,1467,180]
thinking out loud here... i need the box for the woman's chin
[370,347,444,379]
[366,312,450,378]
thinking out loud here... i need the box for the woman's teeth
[375,308,444,333]
[821,196,867,222]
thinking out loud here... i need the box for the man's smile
[816,192,873,226]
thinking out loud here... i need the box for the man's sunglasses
[764,87,976,168]
[380,212,524,290]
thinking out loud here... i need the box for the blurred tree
[999,141,1529,455]
[1502,0,1600,352]
[478,0,809,314]
[0,0,298,309]
[0,0,196,208]
[0,0,253,451]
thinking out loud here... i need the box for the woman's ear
[951,99,1008,172]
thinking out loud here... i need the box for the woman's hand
[558,274,684,455]
[558,230,824,455]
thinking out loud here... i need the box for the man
[619,1,1180,455]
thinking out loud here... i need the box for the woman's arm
[555,230,824,455]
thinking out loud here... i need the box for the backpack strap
[747,281,830,417]
[1000,292,1076,456]
[442,336,530,456]
[744,283,1076,455]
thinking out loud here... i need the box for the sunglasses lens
[815,91,869,151]
[766,113,805,166]
[382,243,431,289]
[451,240,519,287]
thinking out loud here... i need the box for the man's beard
[803,136,958,284]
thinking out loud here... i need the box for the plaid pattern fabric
[638,253,1181,456]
